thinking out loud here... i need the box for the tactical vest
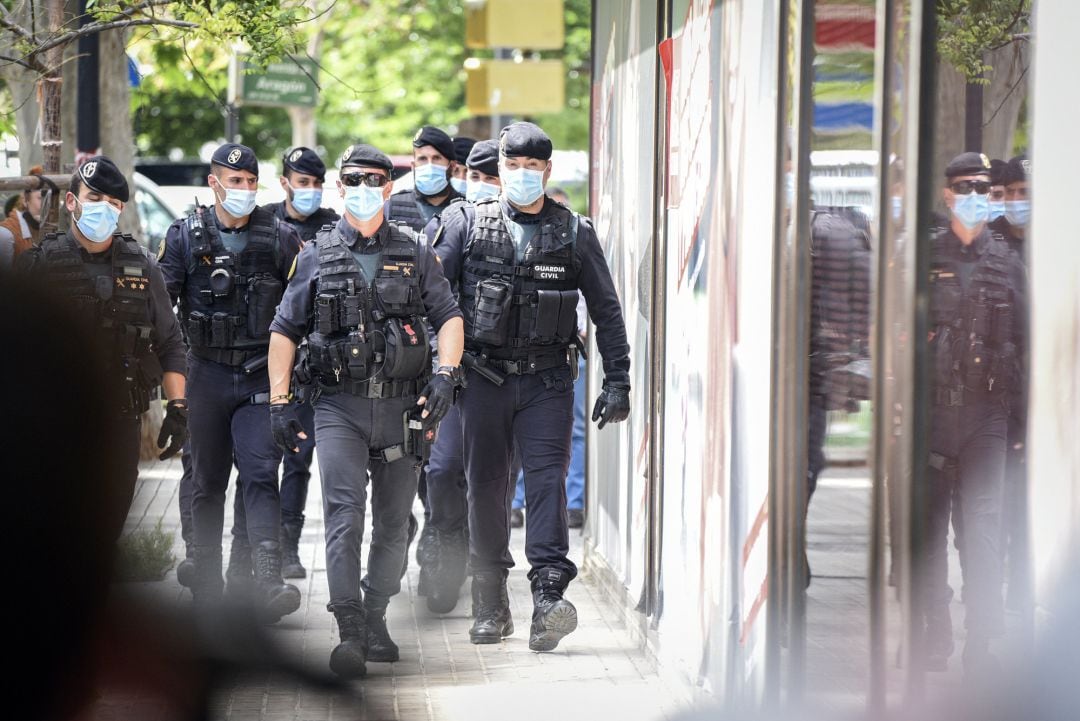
[38,232,161,415]
[460,199,581,371]
[179,205,283,365]
[283,205,339,243]
[928,230,1018,405]
[388,189,463,233]
[303,223,432,398]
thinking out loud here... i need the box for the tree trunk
[981,40,1030,160]
[99,27,139,237]
[38,0,66,230]
[287,105,317,149]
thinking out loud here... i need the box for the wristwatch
[436,364,464,385]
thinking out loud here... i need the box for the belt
[190,345,265,367]
[317,376,428,399]
[487,350,569,376]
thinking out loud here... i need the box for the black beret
[466,139,500,177]
[76,155,128,202]
[339,143,393,173]
[211,143,259,176]
[412,126,455,163]
[499,121,552,161]
[1003,154,1030,186]
[944,151,992,179]
[282,146,326,182]
[452,136,477,164]
[989,158,1007,186]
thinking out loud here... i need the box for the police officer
[266,143,463,678]
[449,136,476,197]
[387,126,464,233]
[16,156,189,541]
[990,153,1031,612]
[417,138,503,614]
[921,152,1027,675]
[226,147,343,580]
[436,122,631,652]
[159,143,303,621]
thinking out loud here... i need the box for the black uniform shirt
[159,205,303,306]
[435,197,631,385]
[17,235,187,375]
[270,216,462,345]
[264,200,340,243]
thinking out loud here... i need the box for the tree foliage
[937,0,1031,82]
[127,0,593,161]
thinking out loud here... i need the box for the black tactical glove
[418,372,457,428]
[270,402,307,454]
[157,400,189,461]
[591,381,630,430]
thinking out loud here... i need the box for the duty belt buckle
[949,388,963,406]
[368,381,386,399]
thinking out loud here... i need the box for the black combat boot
[252,540,301,623]
[176,544,196,588]
[363,595,400,662]
[224,539,254,600]
[427,529,468,615]
[280,521,306,579]
[469,570,514,644]
[191,545,224,610]
[415,522,438,597]
[923,606,954,672]
[329,605,368,679]
[529,567,578,652]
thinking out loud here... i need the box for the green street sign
[229,55,319,108]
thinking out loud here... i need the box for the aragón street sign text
[228,55,319,108]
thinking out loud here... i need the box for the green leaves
[937,0,1031,82]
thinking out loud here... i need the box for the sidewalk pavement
[100,452,690,721]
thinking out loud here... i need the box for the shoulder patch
[156,238,167,260]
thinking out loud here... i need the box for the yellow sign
[465,59,565,116]
[465,0,565,50]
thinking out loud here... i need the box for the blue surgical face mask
[989,199,1006,221]
[414,163,449,196]
[450,176,467,195]
[216,184,258,218]
[891,195,903,222]
[74,198,121,243]
[288,183,322,217]
[1004,199,1030,227]
[501,167,546,206]
[344,185,384,222]
[951,191,990,230]
[466,179,500,203]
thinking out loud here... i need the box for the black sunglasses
[949,180,991,195]
[341,172,390,188]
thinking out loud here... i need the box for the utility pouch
[210,312,234,347]
[403,408,436,461]
[185,311,209,346]
[964,339,987,388]
[383,318,431,379]
[531,289,579,343]
[341,294,363,329]
[373,277,416,320]
[472,278,513,346]
[246,276,283,339]
[315,293,340,335]
[344,331,369,379]
[992,303,1013,346]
